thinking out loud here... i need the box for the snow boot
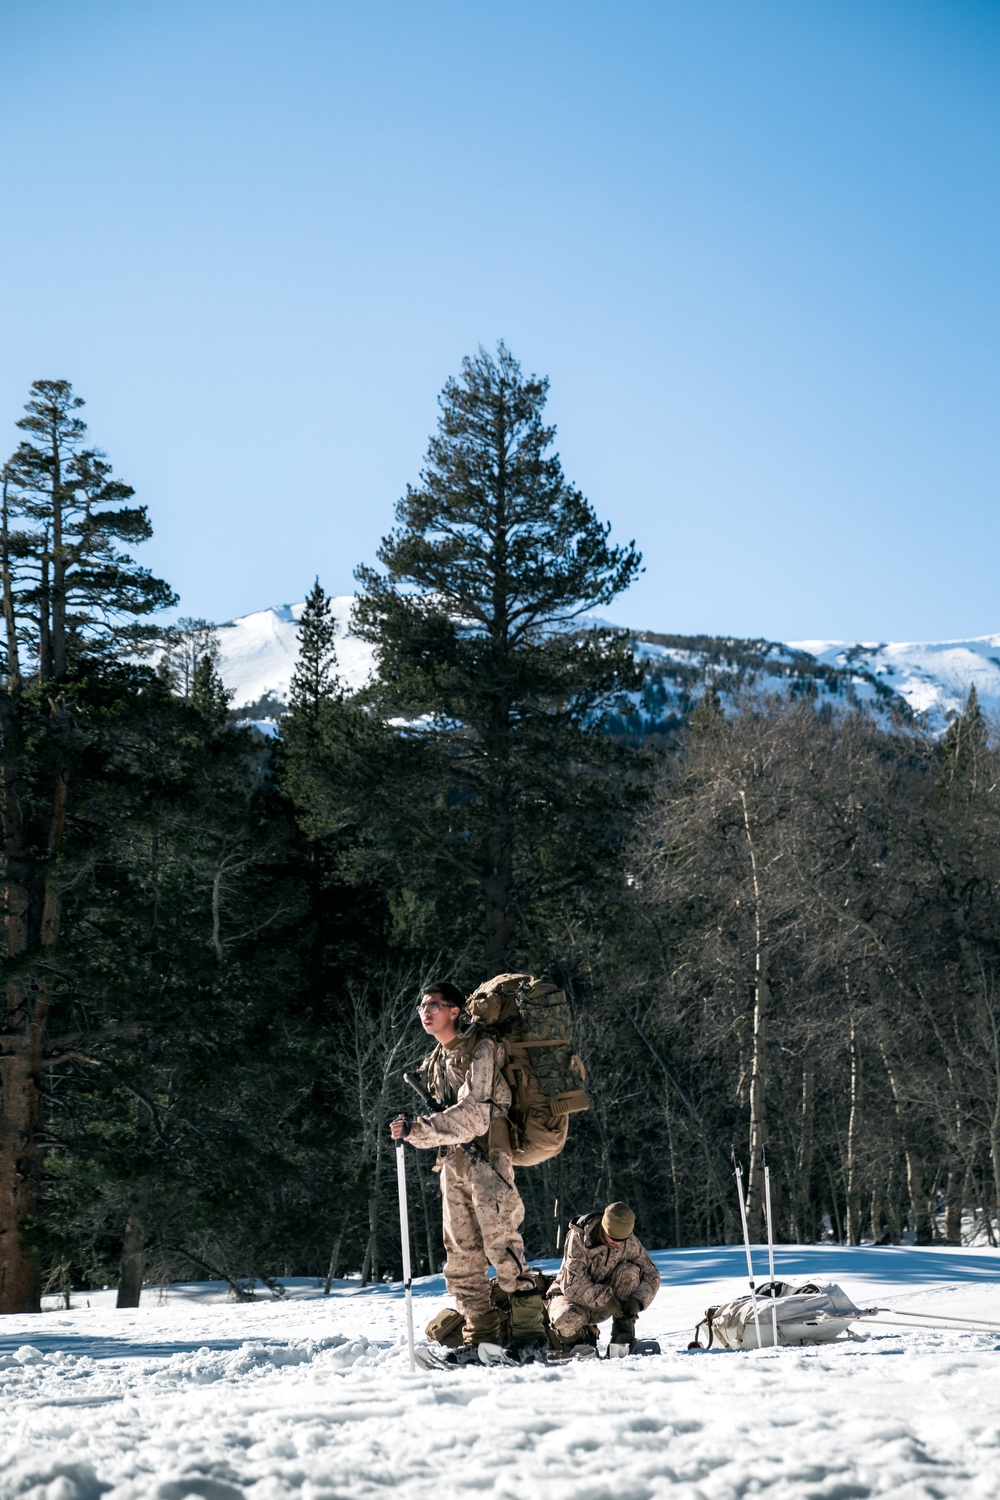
[462,1308,502,1346]
[442,1308,503,1362]
[608,1314,636,1358]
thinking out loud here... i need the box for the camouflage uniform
[547,1212,660,1342]
[407,1031,532,1333]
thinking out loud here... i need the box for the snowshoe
[508,1339,550,1364]
[607,1337,661,1359]
[414,1344,454,1370]
[476,1342,518,1366]
[451,1343,498,1367]
[548,1342,599,1362]
[476,1339,550,1366]
[414,1341,495,1370]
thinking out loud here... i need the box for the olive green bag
[464,972,590,1167]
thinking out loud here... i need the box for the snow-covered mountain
[789,636,1000,730]
[218,598,375,710]
[217,600,997,734]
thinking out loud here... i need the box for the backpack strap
[687,1310,716,1350]
[450,1025,513,1156]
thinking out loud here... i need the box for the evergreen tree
[289,580,341,725]
[4,379,175,678]
[352,342,643,970]
[938,684,988,795]
[34,671,339,1306]
[190,653,233,730]
[0,379,175,1311]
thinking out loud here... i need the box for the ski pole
[395,1138,416,1371]
[732,1149,763,1349]
[763,1153,778,1349]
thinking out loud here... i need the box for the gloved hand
[605,1295,624,1319]
[621,1295,642,1318]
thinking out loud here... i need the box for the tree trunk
[878,1027,932,1243]
[845,1014,861,1246]
[793,1068,815,1242]
[0,986,44,1314]
[360,1195,379,1286]
[943,1168,962,1246]
[870,1180,890,1245]
[116,1206,148,1309]
[483,820,514,973]
[740,789,768,1238]
[416,1156,440,1273]
[323,1232,344,1294]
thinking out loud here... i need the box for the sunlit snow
[217,601,1000,733]
[791,634,1000,730]
[2,1244,999,1498]
[217,599,376,709]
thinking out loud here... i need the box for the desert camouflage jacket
[549,1212,660,1313]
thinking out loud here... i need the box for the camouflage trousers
[547,1260,642,1341]
[439,1145,528,1318]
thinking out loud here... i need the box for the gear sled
[689,1281,872,1350]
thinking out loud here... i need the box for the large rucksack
[689,1282,869,1349]
[464,972,590,1167]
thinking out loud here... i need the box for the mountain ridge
[216,600,994,735]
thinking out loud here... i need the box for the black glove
[622,1295,642,1318]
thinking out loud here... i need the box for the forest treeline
[1,351,998,1314]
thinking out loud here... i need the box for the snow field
[1,1245,999,1500]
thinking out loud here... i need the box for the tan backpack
[464,972,590,1166]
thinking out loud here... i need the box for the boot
[463,1308,501,1345]
[608,1314,636,1357]
[445,1308,502,1365]
[509,1290,547,1359]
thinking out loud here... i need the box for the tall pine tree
[353,342,644,971]
[0,380,175,1311]
[289,580,341,725]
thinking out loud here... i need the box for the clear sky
[2,0,999,642]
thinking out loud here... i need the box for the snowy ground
[2,1244,999,1500]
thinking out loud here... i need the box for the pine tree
[0,379,175,1311]
[938,685,988,795]
[289,579,340,725]
[352,342,643,970]
[190,653,233,730]
[4,379,175,678]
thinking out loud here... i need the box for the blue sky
[2,0,999,642]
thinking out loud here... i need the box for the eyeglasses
[417,1001,447,1014]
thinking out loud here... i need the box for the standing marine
[390,980,547,1361]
